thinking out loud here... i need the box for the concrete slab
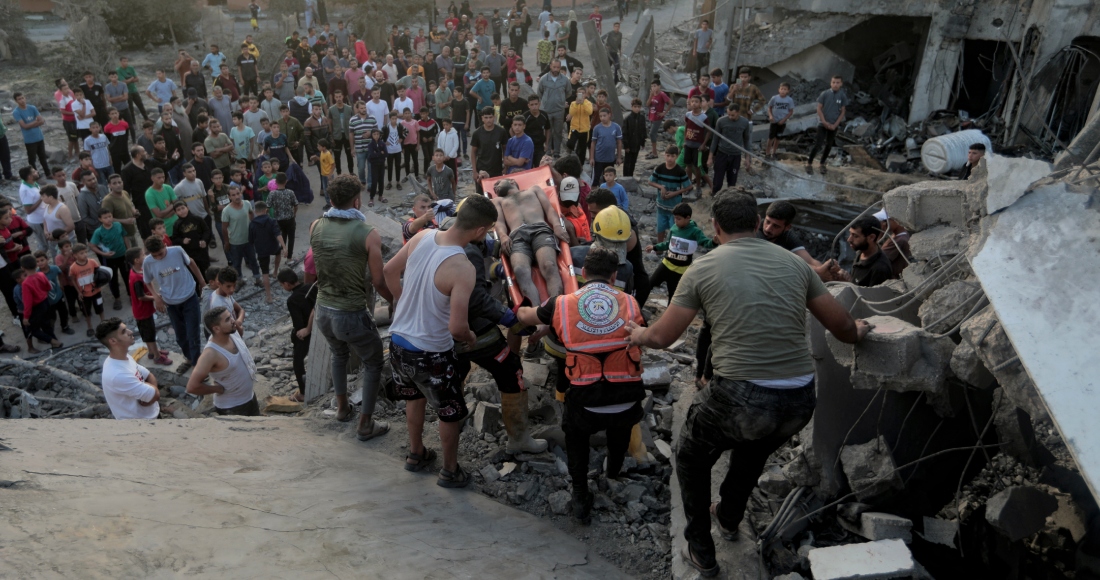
[882,182,968,231]
[808,539,915,580]
[971,183,1100,501]
[983,154,1051,215]
[0,418,627,579]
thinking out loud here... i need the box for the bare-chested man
[488,176,569,306]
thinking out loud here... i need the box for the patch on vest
[576,289,623,335]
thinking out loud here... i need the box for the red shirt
[105,120,130,139]
[688,87,715,103]
[648,92,671,122]
[21,271,51,319]
[129,268,155,320]
[589,13,603,34]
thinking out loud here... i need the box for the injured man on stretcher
[490,178,570,306]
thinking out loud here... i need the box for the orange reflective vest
[564,207,590,243]
[551,282,644,385]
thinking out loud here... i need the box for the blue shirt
[606,182,629,211]
[201,52,226,77]
[12,105,45,144]
[471,78,496,108]
[591,122,623,163]
[711,82,730,115]
[147,79,178,104]
[504,134,534,173]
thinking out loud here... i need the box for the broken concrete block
[918,281,982,334]
[641,364,672,389]
[908,226,967,261]
[808,539,915,580]
[959,306,1048,422]
[848,512,914,544]
[499,462,517,478]
[840,436,904,502]
[530,424,566,449]
[480,464,501,483]
[921,517,958,547]
[829,315,955,393]
[885,153,908,172]
[654,439,673,462]
[262,395,303,414]
[516,479,540,501]
[985,485,1059,541]
[521,360,550,388]
[472,402,502,434]
[992,393,1054,468]
[883,182,968,231]
[783,452,821,487]
[983,154,1052,215]
[758,465,794,497]
[548,490,572,515]
[949,339,994,389]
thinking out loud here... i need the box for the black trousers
[370,161,386,199]
[402,143,419,177]
[278,217,296,259]
[0,135,12,179]
[421,140,435,174]
[63,285,80,318]
[0,262,20,317]
[387,151,403,183]
[103,255,129,300]
[563,397,643,497]
[128,92,149,120]
[678,378,815,568]
[26,301,57,344]
[567,130,589,165]
[50,300,70,330]
[808,125,838,165]
[455,333,523,394]
[332,136,354,174]
[592,160,615,186]
[24,141,50,176]
[292,335,310,394]
[648,262,682,306]
[695,321,713,380]
[622,147,639,177]
[712,151,740,192]
[215,394,261,416]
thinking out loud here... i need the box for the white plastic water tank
[921,130,993,174]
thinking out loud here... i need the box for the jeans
[809,125,837,165]
[356,150,370,185]
[278,218,297,259]
[712,151,741,192]
[549,113,565,156]
[333,136,354,174]
[648,261,682,306]
[228,242,261,278]
[26,222,48,254]
[678,377,816,567]
[24,140,50,176]
[165,293,202,364]
[563,398,643,496]
[315,305,384,413]
[292,335,310,394]
[0,135,12,179]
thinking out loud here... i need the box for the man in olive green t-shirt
[220,186,261,283]
[204,119,235,175]
[117,56,149,122]
[625,192,872,577]
[309,175,394,438]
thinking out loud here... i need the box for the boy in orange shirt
[69,243,105,337]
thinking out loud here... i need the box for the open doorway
[1045,37,1100,142]
[951,39,1015,119]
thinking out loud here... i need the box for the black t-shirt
[756,227,806,253]
[523,112,551,149]
[185,74,208,100]
[499,97,528,126]
[451,99,468,125]
[851,249,893,287]
[470,124,508,176]
[82,82,105,109]
[237,55,259,81]
[287,282,318,332]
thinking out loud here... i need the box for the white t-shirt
[392,97,415,116]
[19,183,45,225]
[73,99,95,130]
[366,99,390,129]
[101,356,160,420]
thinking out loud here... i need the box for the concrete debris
[920,517,959,547]
[840,437,904,502]
[882,182,968,231]
[985,485,1059,541]
[773,573,807,580]
[907,226,967,261]
[521,361,550,388]
[654,439,673,462]
[837,512,914,544]
[807,539,915,580]
[949,339,994,389]
[472,402,502,434]
[262,395,303,414]
[982,155,1052,215]
[548,490,572,515]
[480,464,502,484]
[830,315,955,393]
[641,365,672,389]
[959,306,1048,422]
[992,390,1054,468]
[917,281,982,334]
[498,462,517,478]
[758,465,795,498]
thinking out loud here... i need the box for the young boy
[148,218,172,249]
[278,268,316,402]
[206,266,246,335]
[647,81,671,159]
[450,87,468,157]
[367,127,388,203]
[145,168,178,236]
[644,202,715,305]
[221,185,262,285]
[35,250,75,335]
[249,200,285,303]
[19,255,64,352]
[311,139,335,208]
[230,111,257,175]
[89,208,130,311]
[766,82,795,159]
[402,194,437,244]
[426,148,456,201]
[84,122,112,184]
[200,265,221,319]
[69,242,105,337]
[649,146,694,244]
[255,159,275,195]
[127,247,172,366]
[54,238,81,321]
[622,98,647,178]
[400,108,420,181]
[11,268,35,352]
[208,171,230,249]
[170,200,212,276]
[602,166,629,211]
[558,177,590,246]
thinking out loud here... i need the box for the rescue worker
[516,245,645,525]
[439,210,548,454]
[558,177,590,245]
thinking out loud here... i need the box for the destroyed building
[705,0,1100,157]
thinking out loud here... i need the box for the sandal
[288,392,305,402]
[380,197,388,203]
[645,152,658,160]
[437,464,471,488]
[153,353,172,365]
[681,545,720,578]
[368,201,374,207]
[710,501,739,541]
[405,446,437,472]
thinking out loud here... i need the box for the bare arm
[382,231,414,305]
[366,229,393,303]
[185,350,227,396]
[516,305,541,327]
[533,185,567,241]
[807,292,871,344]
[627,304,697,349]
[445,258,477,347]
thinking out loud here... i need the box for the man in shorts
[383,194,497,488]
[489,177,569,307]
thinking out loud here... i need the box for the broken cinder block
[883,182,968,231]
[985,485,1059,541]
[472,402,502,434]
[837,512,914,544]
[808,539,915,580]
[840,436,904,502]
[828,315,956,393]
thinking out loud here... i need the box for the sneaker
[153,353,172,365]
[253,276,262,287]
[176,360,193,373]
[113,299,123,311]
[805,163,813,174]
[62,327,75,335]
[396,183,402,191]
[386,183,392,190]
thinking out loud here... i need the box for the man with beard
[756,200,843,282]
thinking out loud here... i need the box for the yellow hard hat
[592,206,631,242]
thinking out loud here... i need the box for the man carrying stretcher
[490,177,570,307]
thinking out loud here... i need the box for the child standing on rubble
[644,203,715,306]
[766,82,795,159]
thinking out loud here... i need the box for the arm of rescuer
[462,242,523,330]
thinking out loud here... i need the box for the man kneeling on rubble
[516,246,646,525]
[490,177,569,306]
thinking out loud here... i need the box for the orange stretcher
[481,166,579,308]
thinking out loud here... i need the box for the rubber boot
[627,423,648,461]
[501,391,548,453]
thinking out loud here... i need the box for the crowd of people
[0,5,930,578]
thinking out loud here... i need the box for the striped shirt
[349,114,377,152]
